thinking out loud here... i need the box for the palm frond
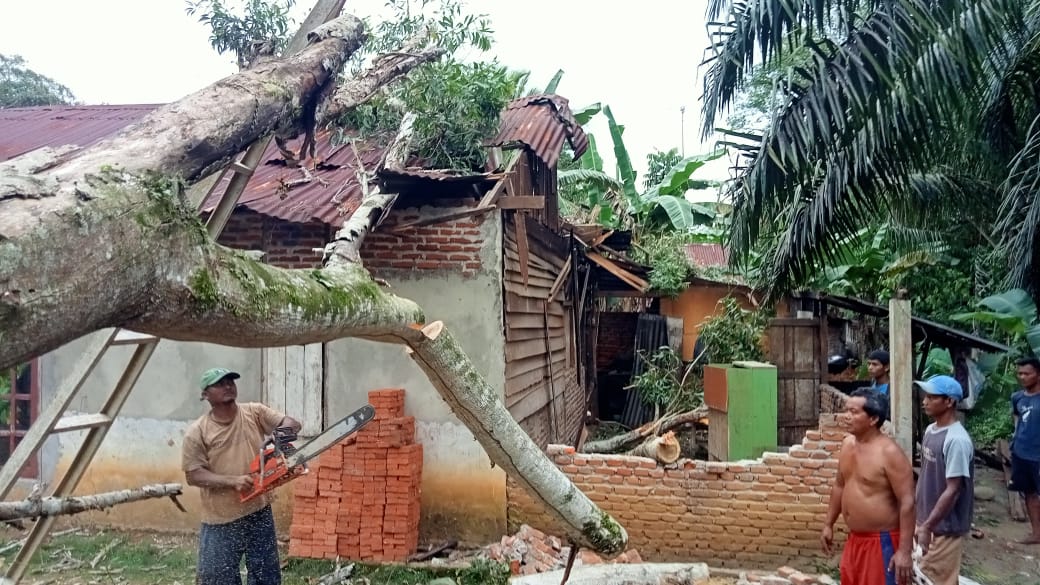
[725,0,1021,294]
[996,111,1040,293]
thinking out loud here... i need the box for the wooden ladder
[0,3,344,581]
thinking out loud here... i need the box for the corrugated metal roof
[684,243,729,268]
[0,104,158,162]
[488,94,589,167]
[201,130,390,225]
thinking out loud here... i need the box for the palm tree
[701,0,1039,296]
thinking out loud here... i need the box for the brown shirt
[182,402,285,525]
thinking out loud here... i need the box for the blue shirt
[1011,391,1040,461]
[872,381,889,395]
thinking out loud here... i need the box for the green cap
[199,368,240,390]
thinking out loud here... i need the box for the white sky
[0,0,735,188]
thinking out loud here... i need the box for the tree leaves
[0,54,75,108]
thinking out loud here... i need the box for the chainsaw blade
[288,404,375,467]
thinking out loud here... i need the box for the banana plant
[951,288,1040,356]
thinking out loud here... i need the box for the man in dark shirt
[1010,356,1040,544]
[914,375,974,585]
[867,350,890,395]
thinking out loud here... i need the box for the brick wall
[288,389,422,562]
[596,312,639,369]
[361,207,488,278]
[217,209,328,269]
[217,206,488,276]
[507,415,847,569]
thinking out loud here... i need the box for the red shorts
[840,531,900,585]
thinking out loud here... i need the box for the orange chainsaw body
[238,404,375,503]
[239,445,309,503]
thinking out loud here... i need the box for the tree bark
[507,563,710,585]
[0,484,183,521]
[0,14,628,555]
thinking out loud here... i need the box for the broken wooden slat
[548,256,572,303]
[515,212,530,287]
[478,151,521,207]
[585,252,649,292]
[387,205,496,234]
[497,196,545,210]
[999,439,1028,522]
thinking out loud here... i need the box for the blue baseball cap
[914,375,963,400]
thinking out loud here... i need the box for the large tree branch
[0,484,184,521]
[318,29,446,125]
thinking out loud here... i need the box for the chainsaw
[240,404,376,503]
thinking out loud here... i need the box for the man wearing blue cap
[914,375,974,585]
[181,367,301,585]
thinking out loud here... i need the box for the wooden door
[765,318,823,446]
[263,344,323,437]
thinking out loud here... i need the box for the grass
[0,529,510,585]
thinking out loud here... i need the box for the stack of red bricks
[288,389,422,561]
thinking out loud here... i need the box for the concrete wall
[659,283,756,361]
[38,334,263,531]
[27,204,507,544]
[327,204,507,545]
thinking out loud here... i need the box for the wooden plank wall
[765,318,822,446]
[502,215,583,448]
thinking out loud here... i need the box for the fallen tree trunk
[582,406,707,454]
[0,14,626,557]
[0,484,183,521]
[626,430,680,464]
[508,563,710,585]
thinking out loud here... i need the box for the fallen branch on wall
[582,406,707,455]
[0,483,184,521]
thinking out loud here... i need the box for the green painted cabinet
[704,361,778,461]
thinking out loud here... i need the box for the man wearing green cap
[181,367,301,585]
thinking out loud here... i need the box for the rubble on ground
[484,524,643,575]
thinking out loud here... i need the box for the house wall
[507,414,846,569]
[325,204,508,545]
[501,215,583,450]
[659,284,756,361]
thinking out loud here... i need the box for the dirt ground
[1,465,1038,584]
[961,465,1040,584]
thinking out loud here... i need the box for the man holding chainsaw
[182,367,301,585]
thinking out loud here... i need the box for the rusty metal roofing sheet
[0,104,158,162]
[684,243,729,268]
[488,94,589,167]
[201,130,390,226]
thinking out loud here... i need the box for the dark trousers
[197,505,281,585]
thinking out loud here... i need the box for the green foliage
[631,232,696,297]
[631,346,703,414]
[644,149,682,190]
[186,0,295,69]
[0,54,75,108]
[347,0,493,73]
[341,60,519,169]
[950,288,1040,356]
[696,297,770,365]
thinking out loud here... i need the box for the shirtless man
[821,388,915,585]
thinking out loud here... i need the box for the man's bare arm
[186,467,252,492]
[825,444,848,529]
[885,442,916,551]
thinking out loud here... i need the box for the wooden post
[889,295,913,458]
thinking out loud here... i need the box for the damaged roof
[0,104,156,161]
[488,94,589,167]
[1,94,585,225]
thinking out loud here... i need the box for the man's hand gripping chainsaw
[240,404,375,503]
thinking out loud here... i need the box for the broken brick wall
[507,415,847,570]
[289,389,422,561]
[217,205,487,276]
